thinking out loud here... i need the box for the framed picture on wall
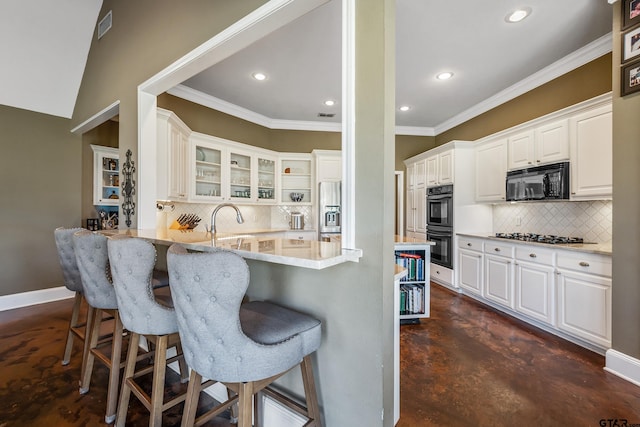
[623,26,640,62]
[621,58,640,96]
[623,0,640,30]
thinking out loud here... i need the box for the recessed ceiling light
[252,72,267,81]
[324,100,335,107]
[436,72,454,80]
[399,105,411,112]
[506,8,531,23]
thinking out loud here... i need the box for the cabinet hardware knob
[529,253,537,258]
[528,162,532,164]
[579,261,590,267]
[436,271,440,275]
[536,160,541,163]
[495,248,500,252]
[467,243,472,246]
[571,192,576,195]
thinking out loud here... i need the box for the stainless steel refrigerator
[318,181,341,241]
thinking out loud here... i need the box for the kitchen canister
[290,212,304,230]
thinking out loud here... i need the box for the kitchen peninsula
[102,228,362,269]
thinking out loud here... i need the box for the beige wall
[612,3,640,359]
[157,93,342,153]
[435,53,612,144]
[0,106,81,296]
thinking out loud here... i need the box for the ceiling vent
[97,10,112,39]
[317,113,335,118]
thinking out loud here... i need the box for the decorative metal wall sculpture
[121,149,136,227]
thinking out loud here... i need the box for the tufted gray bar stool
[54,227,91,366]
[73,229,127,424]
[107,235,189,427]
[167,244,323,427]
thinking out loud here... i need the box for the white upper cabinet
[475,138,508,203]
[507,130,535,170]
[569,104,612,200]
[415,159,426,188]
[535,119,569,165]
[508,120,569,170]
[426,150,454,187]
[313,150,341,183]
[157,109,190,201]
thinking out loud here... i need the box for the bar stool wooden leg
[176,341,189,383]
[115,332,140,427]
[149,335,169,426]
[62,292,83,365]
[79,307,101,394]
[181,370,203,427]
[301,355,321,427]
[105,311,124,424]
[238,382,254,427]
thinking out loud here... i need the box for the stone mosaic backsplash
[492,200,612,244]
[160,203,315,233]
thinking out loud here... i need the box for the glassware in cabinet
[194,145,222,199]
[257,156,276,201]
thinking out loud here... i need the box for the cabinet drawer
[431,263,453,285]
[515,246,554,265]
[458,237,483,252]
[484,242,514,258]
[557,251,611,277]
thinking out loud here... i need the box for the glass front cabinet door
[191,134,224,202]
[91,144,120,206]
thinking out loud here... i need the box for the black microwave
[506,162,570,201]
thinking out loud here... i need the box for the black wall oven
[426,185,453,227]
[427,226,453,269]
[427,185,453,269]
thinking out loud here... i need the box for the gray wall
[0,106,81,296]
[611,3,640,360]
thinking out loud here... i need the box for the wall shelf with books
[394,241,432,324]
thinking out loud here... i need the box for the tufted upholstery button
[200,317,206,324]
[217,338,223,344]
[208,355,214,363]
[210,296,217,303]
[223,272,231,278]
[128,269,133,275]
[236,356,242,362]
[89,257,94,262]
[194,275,200,282]
[186,295,191,302]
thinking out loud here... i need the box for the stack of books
[395,252,425,282]
[399,283,424,315]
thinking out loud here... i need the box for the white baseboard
[605,349,640,387]
[0,286,74,312]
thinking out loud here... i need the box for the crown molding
[169,32,612,137]
[395,126,435,136]
[434,32,613,135]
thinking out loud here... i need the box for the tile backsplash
[159,202,314,233]
[493,200,612,243]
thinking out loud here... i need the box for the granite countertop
[394,235,436,245]
[102,229,362,269]
[457,232,612,256]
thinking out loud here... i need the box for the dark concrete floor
[0,299,230,427]
[1,284,639,426]
[398,283,640,427]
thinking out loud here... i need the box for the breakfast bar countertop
[102,228,362,270]
[457,232,612,256]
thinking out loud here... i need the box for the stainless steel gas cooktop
[493,232,590,245]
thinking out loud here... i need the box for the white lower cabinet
[455,236,611,352]
[484,253,513,309]
[514,246,555,326]
[556,251,612,348]
[457,237,483,295]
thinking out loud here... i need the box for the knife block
[169,220,189,230]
